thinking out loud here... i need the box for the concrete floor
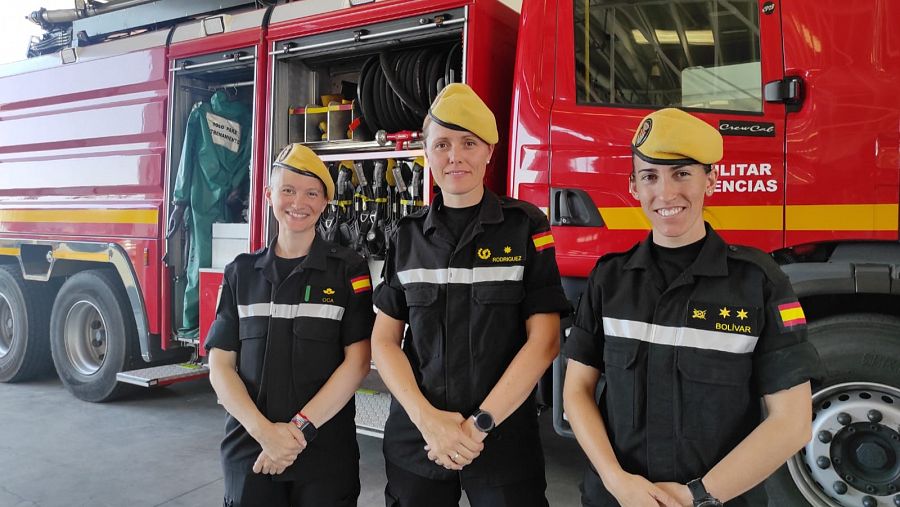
[0,377,584,507]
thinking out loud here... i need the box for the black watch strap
[687,478,721,507]
[298,419,317,443]
[291,413,318,443]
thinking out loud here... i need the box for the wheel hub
[789,383,900,506]
[831,421,900,496]
[63,300,108,376]
[0,294,14,358]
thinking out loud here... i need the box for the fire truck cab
[0,0,898,505]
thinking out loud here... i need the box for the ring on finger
[453,451,460,460]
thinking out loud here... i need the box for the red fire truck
[0,1,897,505]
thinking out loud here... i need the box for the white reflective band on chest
[238,303,344,321]
[601,317,758,354]
[397,266,524,285]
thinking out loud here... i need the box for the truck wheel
[767,313,900,507]
[49,270,135,402]
[0,265,56,382]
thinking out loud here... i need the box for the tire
[0,265,58,382]
[766,313,900,507]
[49,269,136,402]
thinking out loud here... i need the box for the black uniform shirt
[374,189,570,485]
[565,224,820,506]
[205,234,375,482]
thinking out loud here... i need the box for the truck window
[575,0,762,113]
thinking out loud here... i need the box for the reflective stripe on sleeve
[238,303,345,321]
[601,317,759,354]
[397,266,525,285]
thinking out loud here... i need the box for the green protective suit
[173,90,252,337]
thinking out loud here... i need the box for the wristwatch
[471,409,495,434]
[687,478,722,507]
[290,412,318,443]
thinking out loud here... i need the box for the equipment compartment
[269,9,467,259]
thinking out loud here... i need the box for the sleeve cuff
[373,284,408,321]
[564,325,603,369]
[755,340,822,395]
[204,320,239,352]
[522,285,571,318]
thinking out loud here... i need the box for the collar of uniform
[623,222,728,277]
[423,187,504,236]
[254,233,329,282]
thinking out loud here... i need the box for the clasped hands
[252,421,307,476]
[420,409,486,471]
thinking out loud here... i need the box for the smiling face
[424,121,495,208]
[630,155,717,247]
[266,166,328,236]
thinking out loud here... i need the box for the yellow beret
[273,143,334,200]
[428,83,498,145]
[631,108,723,165]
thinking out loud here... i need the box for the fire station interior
[267,11,465,264]
[166,50,256,340]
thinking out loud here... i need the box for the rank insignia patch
[686,300,760,336]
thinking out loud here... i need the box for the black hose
[379,51,427,120]
[357,44,462,133]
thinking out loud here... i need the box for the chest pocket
[472,283,524,305]
[677,348,752,441]
[404,285,441,363]
[405,284,438,306]
[471,283,525,359]
[602,338,643,435]
[238,317,268,389]
[292,316,343,383]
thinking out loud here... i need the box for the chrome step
[355,389,391,439]
[117,363,209,387]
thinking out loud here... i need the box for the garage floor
[0,377,583,507]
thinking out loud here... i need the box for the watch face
[696,500,723,507]
[474,411,494,432]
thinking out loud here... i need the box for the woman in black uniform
[206,144,374,507]
[563,108,820,507]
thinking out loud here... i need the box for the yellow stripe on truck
[0,208,158,224]
[51,251,110,262]
[786,204,898,231]
[597,205,782,231]
[598,204,897,231]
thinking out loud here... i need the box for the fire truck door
[781,0,900,245]
[548,0,789,276]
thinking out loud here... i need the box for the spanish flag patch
[351,275,372,294]
[777,301,806,329]
[532,231,555,252]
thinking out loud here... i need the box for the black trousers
[224,464,360,507]
[384,460,549,507]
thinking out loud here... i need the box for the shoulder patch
[351,274,372,294]
[532,231,555,252]
[773,299,807,332]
